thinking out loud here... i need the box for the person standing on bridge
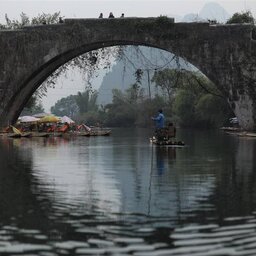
[108,12,115,18]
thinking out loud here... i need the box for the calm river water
[0,128,256,255]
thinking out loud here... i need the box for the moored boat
[75,131,90,136]
[21,132,32,138]
[89,129,111,136]
[31,132,49,137]
[0,126,30,138]
[0,132,31,138]
[7,133,22,138]
[220,127,243,132]
[237,132,256,137]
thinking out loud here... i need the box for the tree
[151,69,180,102]
[173,90,196,127]
[151,69,221,102]
[226,11,255,24]
[21,96,45,116]
[51,88,99,118]
[20,89,46,116]
[51,95,79,117]
[104,87,138,127]
[195,94,233,127]
[4,12,62,29]
[75,88,99,114]
[31,12,63,25]
[102,84,166,127]
[169,70,232,128]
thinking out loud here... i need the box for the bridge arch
[0,18,255,129]
[3,41,205,125]
[9,42,204,118]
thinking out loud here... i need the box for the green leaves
[51,88,98,119]
[226,11,255,24]
[3,12,62,29]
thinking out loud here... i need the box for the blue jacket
[153,113,165,128]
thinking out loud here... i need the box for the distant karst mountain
[168,2,230,23]
[97,46,193,105]
[199,2,230,22]
[182,13,202,22]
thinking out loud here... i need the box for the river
[0,128,256,255]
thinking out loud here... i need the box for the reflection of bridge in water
[0,18,255,129]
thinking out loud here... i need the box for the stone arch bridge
[0,18,255,129]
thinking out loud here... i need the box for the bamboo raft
[150,137,185,147]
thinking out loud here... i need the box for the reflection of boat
[50,132,63,137]
[150,136,185,147]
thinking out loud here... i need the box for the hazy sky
[1,0,255,111]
